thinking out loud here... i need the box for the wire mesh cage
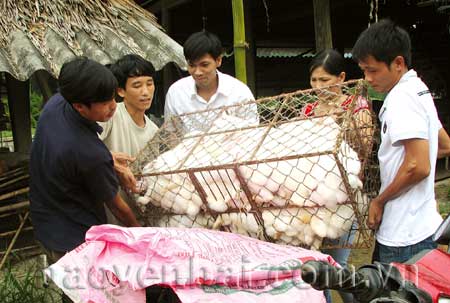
[130,79,380,250]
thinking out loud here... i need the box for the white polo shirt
[99,102,158,157]
[377,69,443,246]
[164,71,258,133]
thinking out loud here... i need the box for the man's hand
[111,152,138,193]
[118,168,139,193]
[112,152,135,167]
[367,198,384,231]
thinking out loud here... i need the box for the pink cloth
[47,225,335,303]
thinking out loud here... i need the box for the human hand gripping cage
[130,79,380,250]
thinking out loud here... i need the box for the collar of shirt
[379,69,417,121]
[398,69,417,84]
[188,71,231,103]
[63,94,104,134]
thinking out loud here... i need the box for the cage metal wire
[130,79,380,250]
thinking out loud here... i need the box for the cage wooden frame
[130,79,380,250]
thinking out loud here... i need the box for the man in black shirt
[30,57,140,263]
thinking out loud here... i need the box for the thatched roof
[0,0,187,81]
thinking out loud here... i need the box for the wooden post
[160,0,177,117]
[312,0,333,52]
[5,74,31,154]
[33,70,54,103]
[231,0,247,84]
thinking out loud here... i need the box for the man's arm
[368,138,430,230]
[438,127,450,158]
[105,193,140,227]
[111,152,138,193]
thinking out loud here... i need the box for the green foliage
[440,189,450,217]
[0,91,42,136]
[0,264,59,303]
[440,202,450,217]
[30,92,43,129]
[367,86,387,102]
[1,97,9,114]
[346,82,386,102]
[257,94,317,122]
[0,97,11,140]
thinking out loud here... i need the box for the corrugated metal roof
[257,48,315,58]
[0,0,187,81]
[256,48,353,59]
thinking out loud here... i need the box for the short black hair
[352,19,412,68]
[59,57,117,105]
[183,31,223,62]
[109,54,155,89]
[310,49,345,76]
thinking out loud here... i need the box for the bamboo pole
[0,245,40,256]
[0,187,29,201]
[0,174,29,190]
[0,166,27,179]
[0,201,30,213]
[0,210,27,219]
[0,212,29,270]
[231,0,247,84]
[0,226,33,238]
[0,169,28,184]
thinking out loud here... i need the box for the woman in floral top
[305,49,373,303]
[306,49,373,158]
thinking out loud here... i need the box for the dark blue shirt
[30,94,118,252]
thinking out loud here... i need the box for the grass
[0,263,59,303]
[435,179,450,218]
[440,202,450,218]
[0,130,12,137]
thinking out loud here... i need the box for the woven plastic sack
[45,225,335,303]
